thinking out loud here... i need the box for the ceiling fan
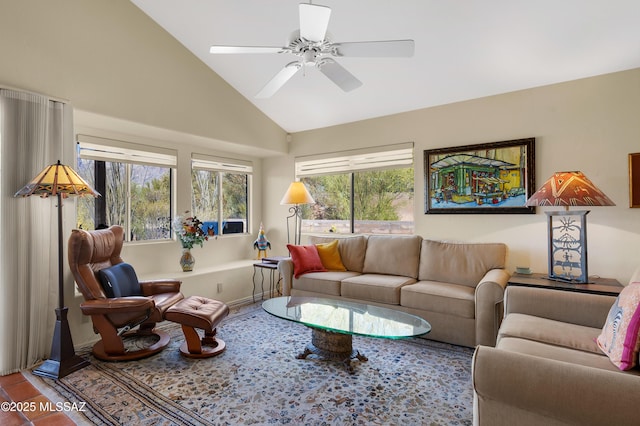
[209,2,414,98]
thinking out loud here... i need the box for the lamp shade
[525,171,615,208]
[14,160,100,198]
[280,181,315,205]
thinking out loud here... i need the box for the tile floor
[0,372,75,426]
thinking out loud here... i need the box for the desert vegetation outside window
[191,154,252,235]
[76,136,176,242]
[296,144,414,235]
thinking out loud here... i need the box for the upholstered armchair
[68,225,184,361]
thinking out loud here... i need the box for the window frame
[296,143,415,235]
[191,154,253,236]
[76,135,177,242]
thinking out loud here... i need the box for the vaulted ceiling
[131,0,640,133]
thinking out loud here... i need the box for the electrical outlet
[217,283,223,293]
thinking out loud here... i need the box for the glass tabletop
[262,296,431,339]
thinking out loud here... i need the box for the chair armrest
[80,296,154,315]
[139,279,182,296]
[504,286,615,328]
[472,345,640,426]
[474,268,510,346]
[278,258,294,296]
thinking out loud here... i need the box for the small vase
[180,248,195,272]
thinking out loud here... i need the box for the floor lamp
[280,181,315,245]
[15,160,100,379]
[525,171,615,283]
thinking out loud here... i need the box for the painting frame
[424,138,536,214]
[630,153,640,208]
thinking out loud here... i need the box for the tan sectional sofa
[279,234,510,347]
[472,280,640,426]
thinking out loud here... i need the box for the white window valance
[295,142,414,177]
[76,134,177,167]
[192,153,253,174]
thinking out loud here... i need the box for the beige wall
[0,0,286,346]
[263,68,640,285]
[0,0,286,154]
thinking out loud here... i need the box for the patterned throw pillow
[315,240,347,271]
[596,282,640,370]
[287,244,327,278]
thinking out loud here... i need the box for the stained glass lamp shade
[15,160,100,379]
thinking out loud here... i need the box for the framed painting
[424,138,536,214]
[630,153,640,208]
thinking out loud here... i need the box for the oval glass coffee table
[262,296,431,373]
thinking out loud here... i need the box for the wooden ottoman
[165,296,229,358]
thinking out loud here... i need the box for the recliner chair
[68,225,184,361]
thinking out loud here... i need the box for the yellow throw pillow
[315,240,347,271]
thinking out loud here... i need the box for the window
[191,154,252,235]
[76,135,176,241]
[296,144,414,235]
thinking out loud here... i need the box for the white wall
[263,68,640,285]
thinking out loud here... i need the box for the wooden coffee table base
[296,327,368,374]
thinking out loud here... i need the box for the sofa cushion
[292,271,361,296]
[497,336,640,375]
[401,281,475,318]
[308,235,367,273]
[597,282,640,370]
[419,239,506,287]
[341,274,416,305]
[362,235,422,278]
[315,240,347,271]
[499,313,602,354]
[287,244,327,278]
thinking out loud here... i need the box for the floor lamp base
[32,307,90,380]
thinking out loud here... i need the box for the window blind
[192,153,253,174]
[77,134,177,167]
[295,142,413,177]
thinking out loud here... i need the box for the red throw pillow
[287,244,327,278]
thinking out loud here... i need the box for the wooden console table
[508,273,623,296]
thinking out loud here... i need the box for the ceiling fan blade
[255,62,302,99]
[299,3,331,42]
[210,46,283,54]
[333,40,415,57]
[318,59,362,92]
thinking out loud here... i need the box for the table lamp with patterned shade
[15,160,100,379]
[525,171,615,283]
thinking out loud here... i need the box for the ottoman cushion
[165,296,229,332]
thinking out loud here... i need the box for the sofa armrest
[504,285,615,328]
[472,345,640,426]
[278,258,294,296]
[474,268,510,346]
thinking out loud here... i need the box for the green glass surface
[262,296,431,339]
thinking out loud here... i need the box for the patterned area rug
[27,303,474,425]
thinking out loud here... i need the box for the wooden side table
[508,272,623,296]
